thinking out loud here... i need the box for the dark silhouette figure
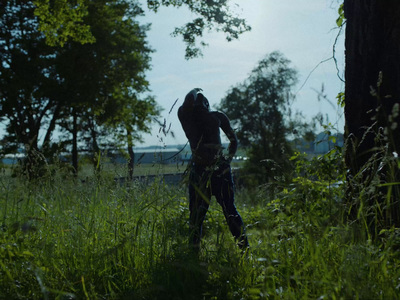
[178,88,249,250]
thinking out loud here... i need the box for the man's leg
[188,169,210,249]
[213,166,249,249]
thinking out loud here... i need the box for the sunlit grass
[1,168,400,299]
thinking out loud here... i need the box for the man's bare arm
[218,112,238,162]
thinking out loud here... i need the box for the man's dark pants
[188,161,248,249]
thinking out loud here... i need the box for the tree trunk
[344,0,400,228]
[24,139,42,180]
[72,110,78,176]
[42,104,61,151]
[127,129,135,180]
[89,120,100,176]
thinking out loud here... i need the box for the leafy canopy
[0,0,158,176]
[33,0,251,59]
[33,0,95,46]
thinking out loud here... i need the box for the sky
[138,0,345,147]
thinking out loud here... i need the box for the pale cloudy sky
[138,0,345,147]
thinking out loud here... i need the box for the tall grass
[1,157,400,299]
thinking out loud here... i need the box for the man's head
[182,88,202,110]
[194,92,210,111]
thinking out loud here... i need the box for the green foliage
[282,148,346,227]
[219,51,298,147]
[166,0,251,59]
[0,0,159,175]
[33,0,95,46]
[336,3,345,27]
[0,1,55,150]
[218,52,311,186]
[33,0,251,59]
[336,91,345,108]
[53,0,159,171]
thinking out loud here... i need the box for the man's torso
[178,107,224,166]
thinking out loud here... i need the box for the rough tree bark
[344,0,400,227]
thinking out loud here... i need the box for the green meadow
[1,156,400,299]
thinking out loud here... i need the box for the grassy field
[77,160,245,178]
[1,159,400,299]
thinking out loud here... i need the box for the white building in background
[107,146,189,165]
[314,132,344,154]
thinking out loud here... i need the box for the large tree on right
[344,0,400,229]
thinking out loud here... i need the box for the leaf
[336,3,345,27]
[329,136,337,143]
[22,251,35,257]
[336,17,343,27]
[336,92,345,108]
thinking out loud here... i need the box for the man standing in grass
[178,88,249,251]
